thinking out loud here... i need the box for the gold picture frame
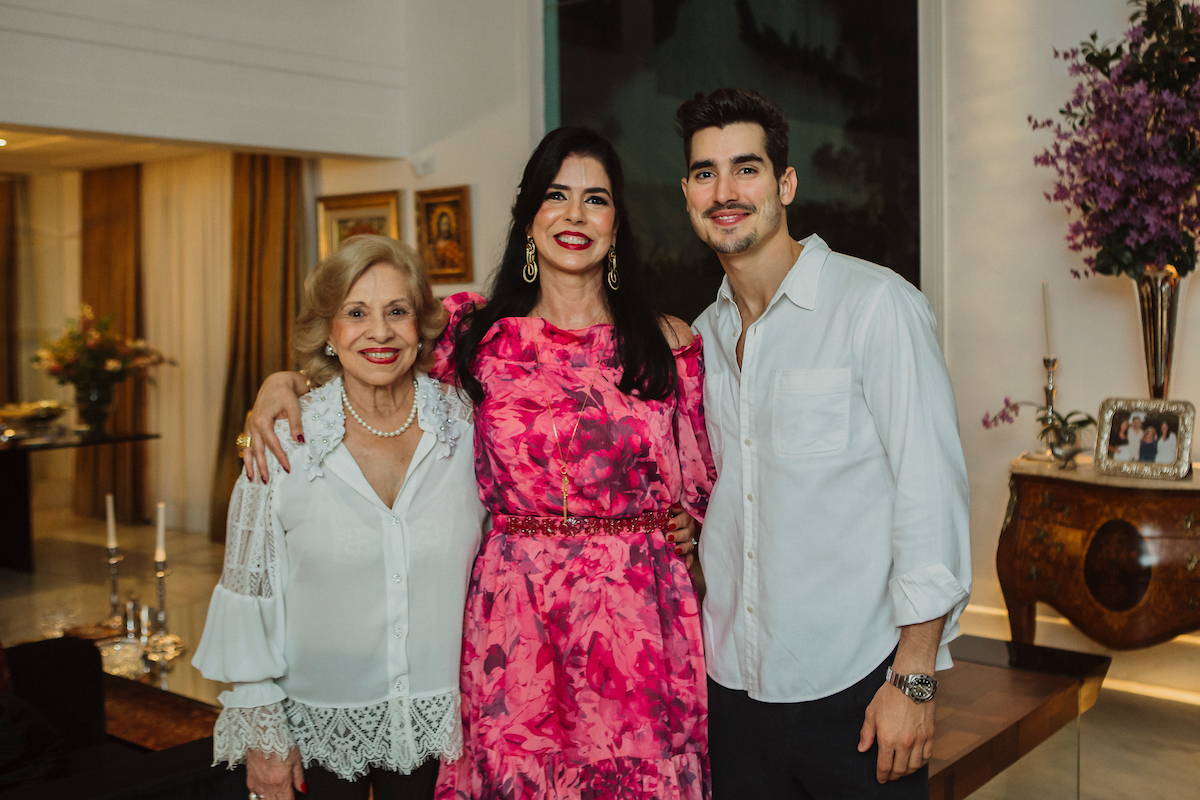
[1094,397,1195,479]
[416,185,473,284]
[317,191,402,259]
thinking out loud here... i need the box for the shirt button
[392,573,403,584]
[744,438,752,447]
[747,550,755,559]
[390,517,399,525]
[747,493,754,502]
[394,678,406,692]
[747,605,755,614]
[393,626,404,639]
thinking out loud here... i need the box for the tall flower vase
[76,382,114,437]
[1136,266,1183,399]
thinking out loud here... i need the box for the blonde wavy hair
[293,235,448,387]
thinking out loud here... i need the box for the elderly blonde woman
[194,235,486,800]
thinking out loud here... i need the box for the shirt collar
[715,233,830,319]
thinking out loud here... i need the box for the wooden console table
[0,431,159,573]
[997,455,1200,649]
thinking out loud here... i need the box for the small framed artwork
[317,191,402,259]
[1094,398,1195,479]
[416,185,473,284]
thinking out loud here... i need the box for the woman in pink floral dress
[431,127,715,799]
[244,127,715,800]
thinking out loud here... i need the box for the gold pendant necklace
[533,338,602,522]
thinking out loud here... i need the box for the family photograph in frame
[1094,398,1195,480]
[317,191,402,259]
[416,185,473,284]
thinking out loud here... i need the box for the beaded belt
[493,511,672,537]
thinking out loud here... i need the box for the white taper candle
[155,502,166,562]
[105,493,117,549]
[1042,279,1055,360]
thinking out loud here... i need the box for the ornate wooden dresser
[997,455,1200,649]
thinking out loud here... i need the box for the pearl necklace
[342,379,419,438]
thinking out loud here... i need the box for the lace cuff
[212,702,295,768]
[285,692,461,781]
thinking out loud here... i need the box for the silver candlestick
[104,547,124,628]
[1043,356,1058,421]
[143,560,184,662]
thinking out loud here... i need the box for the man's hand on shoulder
[658,314,695,350]
[858,681,935,783]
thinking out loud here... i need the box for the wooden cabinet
[997,456,1200,649]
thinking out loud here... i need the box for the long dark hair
[454,127,676,403]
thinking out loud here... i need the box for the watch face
[908,674,936,702]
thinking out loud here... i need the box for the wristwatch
[885,666,938,703]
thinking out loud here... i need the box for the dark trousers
[708,655,928,799]
[303,758,439,800]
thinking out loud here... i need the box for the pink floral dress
[432,293,716,800]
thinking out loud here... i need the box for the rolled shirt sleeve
[859,278,972,670]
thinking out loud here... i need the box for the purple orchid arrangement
[983,397,1096,442]
[1030,0,1200,279]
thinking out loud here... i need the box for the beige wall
[940,0,1200,692]
[0,1,539,159]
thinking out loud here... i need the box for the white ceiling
[0,126,215,173]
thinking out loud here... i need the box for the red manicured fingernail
[667,534,675,542]
[262,475,268,484]
[675,547,683,555]
[297,435,306,444]
[668,523,677,531]
[283,466,290,474]
[300,782,308,794]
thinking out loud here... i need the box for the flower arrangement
[1030,0,1200,279]
[33,304,171,386]
[984,398,1097,468]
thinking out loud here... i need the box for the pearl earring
[325,343,335,357]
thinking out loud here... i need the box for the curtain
[210,155,305,542]
[0,176,19,404]
[75,165,147,524]
[142,153,233,533]
[19,174,80,488]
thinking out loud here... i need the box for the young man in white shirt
[676,88,971,798]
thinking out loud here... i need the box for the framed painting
[415,185,473,284]
[316,191,402,259]
[1094,397,1195,479]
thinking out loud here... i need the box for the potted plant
[984,398,1098,469]
[1031,0,1200,397]
[32,304,172,436]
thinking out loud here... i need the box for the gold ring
[236,432,252,455]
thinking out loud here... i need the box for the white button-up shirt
[194,375,486,777]
[693,234,971,703]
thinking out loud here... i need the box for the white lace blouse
[192,375,486,780]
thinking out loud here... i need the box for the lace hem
[285,692,461,781]
[212,702,295,768]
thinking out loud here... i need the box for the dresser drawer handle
[1188,554,1199,572]
[1185,513,1196,530]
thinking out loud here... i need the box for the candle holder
[1043,357,1058,426]
[101,546,124,629]
[143,560,185,662]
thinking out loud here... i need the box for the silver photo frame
[1094,397,1195,479]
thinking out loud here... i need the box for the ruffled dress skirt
[435,513,710,799]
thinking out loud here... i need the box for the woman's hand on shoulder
[244,371,310,483]
[658,314,696,350]
[246,747,304,800]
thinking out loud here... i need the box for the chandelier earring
[325,343,336,357]
[606,243,619,291]
[523,236,538,283]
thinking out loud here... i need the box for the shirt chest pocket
[702,370,724,457]
[771,368,851,457]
